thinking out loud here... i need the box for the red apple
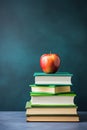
[40,53,60,73]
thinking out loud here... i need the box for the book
[26,115,79,122]
[30,84,71,94]
[25,102,78,115]
[25,71,79,122]
[25,101,77,108]
[30,92,76,105]
[34,72,73,85]
[26,108,78,115]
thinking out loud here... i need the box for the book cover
[29,84,72,87]
[34,72,73,76]
[30,92,76,96]
[25,101,77,108]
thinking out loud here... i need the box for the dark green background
[0,0,87,111]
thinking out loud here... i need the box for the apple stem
[50,51,51,54]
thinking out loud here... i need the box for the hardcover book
[34,72,73,85]
[30,84,71,94]
[25,101,78,115]
[30,92,76,105]
[26,115,79,122]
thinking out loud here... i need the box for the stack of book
[25,72,79,122]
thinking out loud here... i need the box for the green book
[25,101,78,117]
[30,84,72,94]
[30,91,76,96]
[30,92,76,106]
[29,84,72,87]
[25,101,77,108]
[34,72,73,85]
[34,72,73,76]
[33,84,72,86]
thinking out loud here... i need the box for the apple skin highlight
[40,53,60,74]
